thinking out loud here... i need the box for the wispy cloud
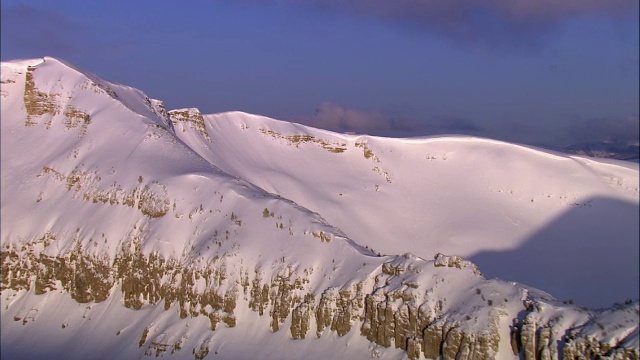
[273,0,638,48]
[295,103,640,150]
[294,102,487,137]
[295,102,414,133]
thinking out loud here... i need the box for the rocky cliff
[3,237,639,359]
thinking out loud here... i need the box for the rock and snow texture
[174,109,639,309]
[1,57,638,360]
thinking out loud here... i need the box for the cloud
[563,115,640,146]
[275,0,638,48]
[294,102,487,136]
[295,103,640,151]
[295,102,414,133]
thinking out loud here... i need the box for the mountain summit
[1,57,638,359]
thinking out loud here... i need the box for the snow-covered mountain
[170,109,639,309]
[1,57,638,360]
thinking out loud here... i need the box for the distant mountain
[564,142,640,161]
[1,57,638,360]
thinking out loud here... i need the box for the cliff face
[3,239,639,359]
[1,57,638,360]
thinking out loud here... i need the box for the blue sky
[2,0,638,148]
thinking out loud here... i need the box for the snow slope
[171,110,639,308]
[1,57,638,360]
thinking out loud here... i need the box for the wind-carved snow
[1,57,638,360]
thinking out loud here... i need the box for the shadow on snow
[470,196,639,309]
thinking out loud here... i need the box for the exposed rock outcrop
[168,108,211,141]
[3,236,640,359]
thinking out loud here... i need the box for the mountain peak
[2,56,174,131]
[2,56,46,68]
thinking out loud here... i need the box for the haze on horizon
[1,0,638,149]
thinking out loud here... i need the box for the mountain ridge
[167,101,639,308]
